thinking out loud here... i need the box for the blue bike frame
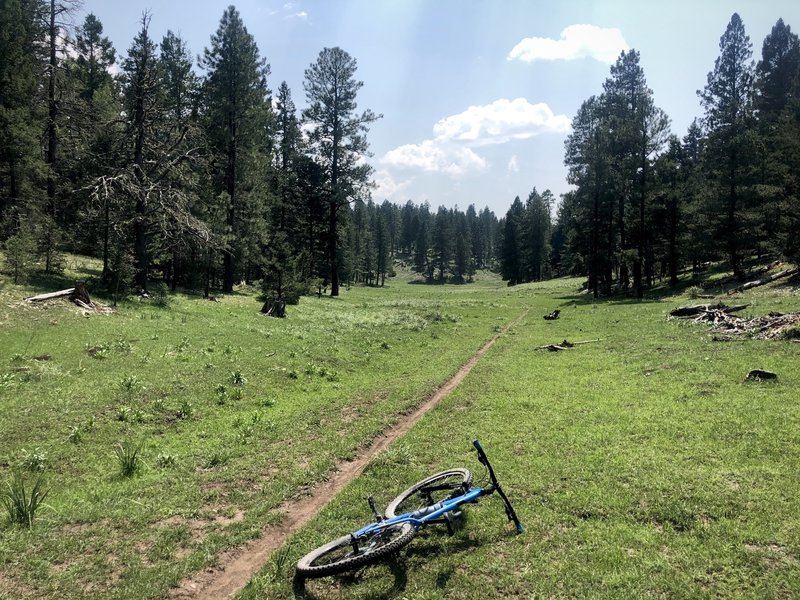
[350,439,524,544]
[352,486,484,539]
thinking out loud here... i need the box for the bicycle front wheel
[296,522,415,578]
[385,469,473,518]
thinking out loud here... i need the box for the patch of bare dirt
[168,309,528,599]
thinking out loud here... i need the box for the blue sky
[81,0,800,216]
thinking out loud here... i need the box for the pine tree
[200,5,271,293]
[122,14,160,290]
[603,50,670,297]
[755,19,800,261]
[303,47,381,296]
[74,13,115,105]
[0,0,47,232]
[699,13,758,280]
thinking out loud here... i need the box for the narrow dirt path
[170,309,528,599]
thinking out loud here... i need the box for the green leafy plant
[68,426,82,444]
[2,470,49,528]
[119,375,143,394]
[19,448,48,472]
[116,405,132,422]
[176,399,194,420]
[215,384,228,405]
[155,453,177,469]
[0,372,15,388]
[87,344,108,359]
[205,450,229,468]
[114,440,144,477]
[230,370,247,386]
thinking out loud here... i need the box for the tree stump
[69,282,94,307]
[745,369,777,382]
[261,299,286,318]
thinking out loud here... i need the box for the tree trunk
[47,0,58,219]
[328,200,339,296]
[223,119,237,293]
[668,199,679,286]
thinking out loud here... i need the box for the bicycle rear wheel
[296,522,415,578]
[385,469,472,518]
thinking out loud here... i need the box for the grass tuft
[114,440,144,477]
[2,470,49,528]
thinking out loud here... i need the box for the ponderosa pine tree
[0,0,46,234]
[70,12,119,270]
[755,19,800,261]
[699,13,758,280]
[564,95,611,296]
[200,5,271,293]
[303,46,380,296]
[122,14,159,290]
[74,13,115,106]
[603,50,670,297]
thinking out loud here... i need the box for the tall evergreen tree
[699,13,757,280]
[603,50,670,297]
[303,46,381,296]
[122,14,159,290]
[200,5,271,293]
[0,0,46,232]
[74,13,115,106]
[755,19,800,261]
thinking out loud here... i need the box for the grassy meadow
[2,257,800,599]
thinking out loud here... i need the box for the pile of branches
[669,303,800,340]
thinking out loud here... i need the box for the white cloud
[293,11,308,19]
[507,24,628,64]
[383,140,487,177]
[507,155,520,173]
[433,98,571,146]
[373,169,411,201]
[380,98,569,178]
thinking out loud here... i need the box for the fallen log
[728,267,799,295]
[25,288,75,302]
[669,303,750,318]
[538,338,602,350]
[543,344,569,352]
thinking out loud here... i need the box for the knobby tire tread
[296,523,415,578]
[385,468,473,518]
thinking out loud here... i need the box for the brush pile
[669,303,800,340]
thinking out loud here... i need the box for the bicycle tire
[296,522,415,578]
[385,469,473,518]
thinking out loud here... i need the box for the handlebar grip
[472,439,488,465]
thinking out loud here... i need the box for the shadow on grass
[291,532,483,599]
[293,558,408,599]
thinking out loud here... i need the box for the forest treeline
[502,13,800,297]
[0,1,504,310]
[2,5,798,305]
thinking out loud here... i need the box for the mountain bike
[295,439,523,578]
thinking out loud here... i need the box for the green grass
[2,255,799,598]
[0,256,533,598]
[242,275,800,599]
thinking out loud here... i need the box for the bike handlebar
[472,439,524,534]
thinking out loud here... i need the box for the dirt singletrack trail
[170,309,529,599]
